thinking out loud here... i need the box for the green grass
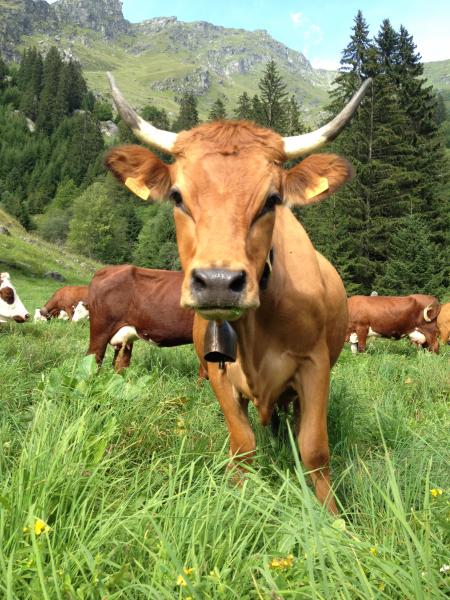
[0,266,449,597]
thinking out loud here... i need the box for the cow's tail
[423,301,440,322]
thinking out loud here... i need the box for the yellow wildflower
[370,546,377,556]
[34,518,50,535]
[430,488,443,497]
[269,554,294,570]
[177,567,194,587]
[22,526,29,534]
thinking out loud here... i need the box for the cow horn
[283,78,372,158]
[423,304,433,322]
[107,72,177,153]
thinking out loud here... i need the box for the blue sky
[118,0,450,68]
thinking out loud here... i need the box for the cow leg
[355,326,368,352]
[208,363,256,466]
[294,355,337,514]
[114,343,134,372]
[87,332,111,366]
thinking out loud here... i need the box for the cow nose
[24,313,30,321]
[191,268,247,306]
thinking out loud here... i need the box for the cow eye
[257,194,282,220]
[169,188,193,217]
[169,189,183,206]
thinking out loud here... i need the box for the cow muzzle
[190,268,249,321]
[13,313,30,323]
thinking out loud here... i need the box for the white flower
[440,564,450,574]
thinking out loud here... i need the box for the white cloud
[310,57,339,71]
[289,12,303,27]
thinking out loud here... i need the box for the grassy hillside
[0,222,449,597]
[0,208,100,291]
[424,59,450,102]
[20,21,332,123]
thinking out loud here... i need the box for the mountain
[0,0,334,122]
[0,0,448,123]
[424,59,450,108]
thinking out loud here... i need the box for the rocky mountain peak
[52,0,130,38]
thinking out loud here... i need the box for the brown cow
[87,265,196,372]
[35,285,88,321]
[437,302,450,345]
[105,74,372,513]
[346,294,441,353]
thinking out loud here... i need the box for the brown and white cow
[347,294,441,354]
[87,265,196,372]
[35,285,89,322]
[104,73,372,512]
[72,300,90,322]
[0,272,30,323]
[437,302,450,345]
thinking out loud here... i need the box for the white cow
[72,301,89,322]
[0,272,30,323]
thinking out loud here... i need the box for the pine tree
[172,93,199,132]
[250,94,264,125]
[284,95,305,135]
[141,105,170,129]
[258,60,288,132]
[208,98,227,121]
[234,91,252,120]
[19,48,43,120]
[36,47,62,134]
[54,62,70,124]
[66,60,87,112]
[375,215,438,295]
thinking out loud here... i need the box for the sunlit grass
[0,273,449,597]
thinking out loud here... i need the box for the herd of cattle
[1,268,449,361]
[1,76,449,514]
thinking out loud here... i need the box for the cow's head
[106,75,370,321]
[0,273,30,323]
[34,308,48,322]
[72,301,89,322]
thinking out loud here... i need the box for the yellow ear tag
[125,177,151,201]
[305,176,329,200]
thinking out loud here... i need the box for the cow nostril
[191,269,208,291]
[229,271,246,293]
[24,313,30,321]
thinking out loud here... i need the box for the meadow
[0,264,448,599]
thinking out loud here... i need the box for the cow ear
[283,153,353,206]
[105,145,172,201]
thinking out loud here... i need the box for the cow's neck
[229,207,321,413]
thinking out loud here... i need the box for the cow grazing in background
[87,265,196,372]
[437,302,450,345]
[347,294,441,353]
[0,272,30,323]
[35,285,88,322]
[72,301,89,322]
[105,73,371,513]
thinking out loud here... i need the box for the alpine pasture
[0,216,449,598]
